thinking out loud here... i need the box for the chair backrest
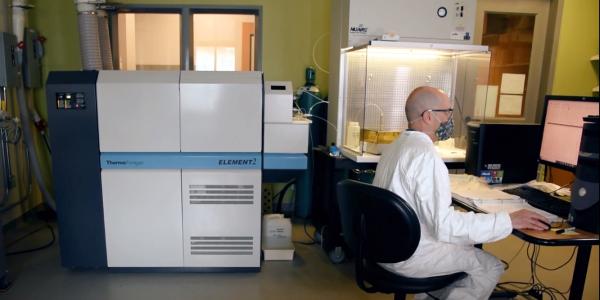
[337,179,420,264]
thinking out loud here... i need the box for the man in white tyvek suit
[373,86,549,300]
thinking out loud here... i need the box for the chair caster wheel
[328,246,346,264]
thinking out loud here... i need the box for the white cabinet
[97,71,181,152]
[101,169,184,267]
[180,71,263,152]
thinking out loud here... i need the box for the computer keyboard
[503,185,571,219]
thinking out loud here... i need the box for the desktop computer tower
[568,116,599,233]
[465,122,542,184]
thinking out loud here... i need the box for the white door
[475,0,551,123]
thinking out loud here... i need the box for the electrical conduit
[16,83,55,211]
[11,0,56,211]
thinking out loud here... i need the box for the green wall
[30,0,331,104]
[551,0,599,95]
[23,0,330,203]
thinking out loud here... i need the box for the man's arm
[411,155,550,244]
[411,155,513,245]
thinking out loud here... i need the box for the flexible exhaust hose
[97,9,113,70]
[77,10,102,70]
[16,83,56,211]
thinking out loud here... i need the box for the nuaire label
[350,24,368,34]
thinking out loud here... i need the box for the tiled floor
[2,222,390,300]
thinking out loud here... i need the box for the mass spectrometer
[47,70,307,270]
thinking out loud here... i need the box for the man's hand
[509,209,551,231]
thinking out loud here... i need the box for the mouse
[540,220,552,231]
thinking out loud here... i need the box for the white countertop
[341,145,466,164]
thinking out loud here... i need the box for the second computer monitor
[539,95,600,171]
[465,122,542,184]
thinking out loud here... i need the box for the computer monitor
[465,122,542,184]
[539,96,600,171]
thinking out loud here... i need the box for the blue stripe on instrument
[101,153,261,169]
[263,153,307,170]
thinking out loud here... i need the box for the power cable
[6,224,56,256]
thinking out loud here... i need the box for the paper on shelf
[498,94,523,115]
[500,73,526,94]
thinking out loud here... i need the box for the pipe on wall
[11,0,29,42]
[97,9,113,70]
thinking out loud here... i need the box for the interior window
[117,13,181,71]
[192,14,256,71]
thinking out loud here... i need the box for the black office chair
[337,179,467,300]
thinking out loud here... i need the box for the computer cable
[534,246,577,271]
[527,244,571,299]
[496,282,537,299]
[293,218,318,245]
[499,240,527,270]
[507,241,527,266]
[497,242,572,300]
[6,223,55,256]
[546,180,573,196]
[271,178,297,214]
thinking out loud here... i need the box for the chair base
[490,289,518,299]
[394,293,406,300]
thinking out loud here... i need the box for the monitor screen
[539,96,600,171]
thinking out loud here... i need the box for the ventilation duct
[75,0,105,70]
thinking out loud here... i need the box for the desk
[452,196,599,300]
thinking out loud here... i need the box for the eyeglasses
[421,108,454,118]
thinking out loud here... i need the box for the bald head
[405,86,449,123]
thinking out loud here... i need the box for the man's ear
[422,110,432,124]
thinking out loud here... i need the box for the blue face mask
[434,115,454,141]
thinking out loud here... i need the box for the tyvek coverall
[373,131,513,299]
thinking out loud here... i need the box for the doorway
[475,0,553,123]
